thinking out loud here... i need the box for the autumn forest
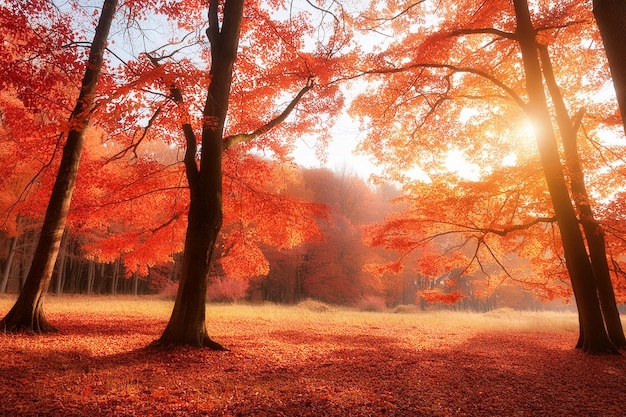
[1,0,626,415]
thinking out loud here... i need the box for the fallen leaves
[1,298,625,416]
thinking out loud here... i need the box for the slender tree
[0,0,118,332]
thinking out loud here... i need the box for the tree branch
[222,76,315,150]
[480,216,557,236]
[107,106,162,162]
[357,63,528,111]
[448,27,517,40]
[145,52,200,190]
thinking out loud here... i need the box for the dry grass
[0,294,581,333]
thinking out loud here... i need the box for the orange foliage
[353,0,626,303]
[417,289,464,305]
[1,0,350,282]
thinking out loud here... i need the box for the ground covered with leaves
[1,297,625,416]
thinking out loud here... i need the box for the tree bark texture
[593,0,626,136]
[513,0,617,353]
[154,0,244,349]
[0,0,117,333]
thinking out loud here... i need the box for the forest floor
[0,296,625,417]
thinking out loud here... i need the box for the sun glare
[515,118,539,150]
[445,149,481,181]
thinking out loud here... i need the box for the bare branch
[355,62,528,111]
[106,106,163,162]
[361,1,427,24]
[222,76,315,150]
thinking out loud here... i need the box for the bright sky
[290,113,382,180]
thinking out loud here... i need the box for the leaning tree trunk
[593,0,626,136]
[513,0,617,353]
[539,46,626,349]
[0,0,117,333]
[154,0,244,349]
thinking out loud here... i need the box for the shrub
[207,277,248,303]
[159,282,179,300]
[392,304,419,314]
[297,298,332,312]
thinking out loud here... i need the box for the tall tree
[538,42,626,347]
[593,0,626,135]
[0,0,118,332]
[513,0,616,353]
[151,0,345,348]
[151,0,245,349]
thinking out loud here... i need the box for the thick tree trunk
[539,47,626,349]
[513,0,617,353]
[154,0,244,349]
[0,0,117,333]
[593,0,626,136]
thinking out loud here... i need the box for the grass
[0,294,581,334]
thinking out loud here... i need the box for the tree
[150,0,346,348]
[593,0,626,135]
[0,0,118,332]
[252,167,392,306]
[353,0,625,353]
[513,0,617,352]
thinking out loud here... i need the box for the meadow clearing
[1,296,625,416]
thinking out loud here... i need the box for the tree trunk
[86,260,95,295]
[593,0,626,136]
[110,258,122,295]
[0,0,117,333]
[132,271,139,296]
[513,0,617,353]
[0,236,17,294]
[53,230,69,295]
[153,0,244,349]
[539,46,626,349]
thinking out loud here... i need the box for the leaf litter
[1,302,625,416]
